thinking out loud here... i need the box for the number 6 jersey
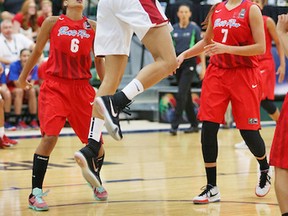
[46,14,95,80]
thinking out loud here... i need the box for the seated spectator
[7,48,39,130]
[0,65,14,131]
[12,0,39,41]
[0,0,25,20]
[0,19,34,66]
[0,63,17,148]
[37,0,52,27]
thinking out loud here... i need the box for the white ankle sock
[122,79,144,100]
[0,127,4,138]
[88,117,105,142]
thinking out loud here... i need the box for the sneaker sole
[29,204,49,211]
[95,97,122,141]
[74,152,101,188]
[255,187,271,197]
[193,198,221,204]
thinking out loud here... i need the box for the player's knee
[163,57,178,75]
[201,121,219,163]
[240,130,266,158]
[261,99,277,115]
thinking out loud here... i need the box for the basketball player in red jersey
[177,0,272,204]
[235,0,286,149]
[16,0,107,211]
[270,13,288,216]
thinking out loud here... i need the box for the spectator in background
[270,13,288,216]
[0,19,34,66]
[12,0,39,41]
[169,3,206,136]
[37,0,52,27]
[0,66,14,131]
[0,0,25,20]
[0,63,18,148]
[8,48,39,130]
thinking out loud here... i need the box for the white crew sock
[88,117,105,142]
[122,79,144,100]
[0,127,4,138]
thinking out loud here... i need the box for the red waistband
[46,75,90,85]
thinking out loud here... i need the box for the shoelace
[34,190,50,203]
[259,170,271,188]
[95,186,106,193]
[121,100,133,116]
[199,184,214,196]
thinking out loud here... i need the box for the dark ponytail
[201,2,221,30]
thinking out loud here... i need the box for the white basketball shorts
[94,0,172,56]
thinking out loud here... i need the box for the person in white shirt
[0,19,34,66]
[0,19,34,130]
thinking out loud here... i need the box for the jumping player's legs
[94,0,177,140]
[136,25,177,89]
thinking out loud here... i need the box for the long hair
[20,0,38,31]
[201,2,221,30]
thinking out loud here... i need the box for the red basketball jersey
[46,15,95,79]
[209,0,259,68]
[259,16,273,61]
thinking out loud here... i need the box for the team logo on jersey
[83,20,91,29]
[214,18,240,29]
[58,26,90,39]
[248,118,258,124]
[238,9,246,18]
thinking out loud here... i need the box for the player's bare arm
[179,12,214,64]
[17,16,58,89]
[267,17,286,83]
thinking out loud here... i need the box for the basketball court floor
[0,120,281,215]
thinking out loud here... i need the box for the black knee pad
[261,99,277,115]
[240,130,266,158]
[201,121,220,163]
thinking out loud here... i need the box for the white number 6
[70,38,79,53]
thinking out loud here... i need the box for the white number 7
[221,29,228,43]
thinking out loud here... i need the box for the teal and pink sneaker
[93,186,108,201]
[28,188,49,211]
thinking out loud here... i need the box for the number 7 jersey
[210,0,259,69]
[46,15,95,79]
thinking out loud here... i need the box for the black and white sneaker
[255,168,272,197]
[193,184,221,204]
[95,96,123,140]
[74,145,103,188]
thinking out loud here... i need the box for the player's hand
[277,65,286,83]
[176,53,185,68]
[204,40,226,56]
[277,14,288,34]
[15,77,33,90]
